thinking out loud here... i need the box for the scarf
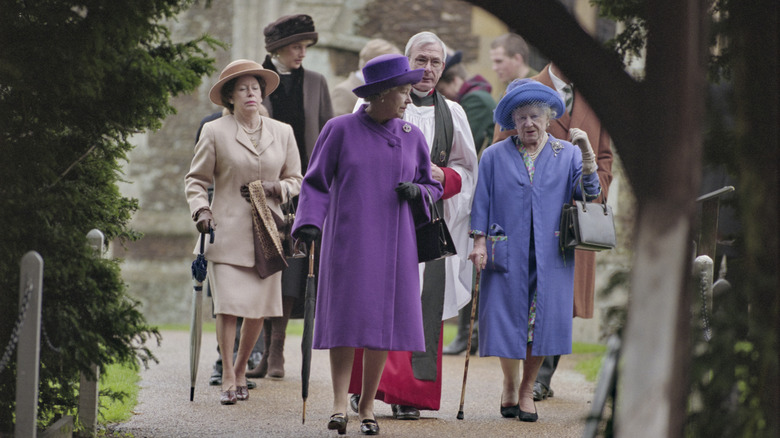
[411,90,453,166]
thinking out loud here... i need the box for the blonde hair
[359,39,401,68]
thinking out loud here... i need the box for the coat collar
[232,116,274,156]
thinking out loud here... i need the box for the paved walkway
[114,330,596,437]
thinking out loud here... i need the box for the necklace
[515,133,548,161]
[239,120,261,147]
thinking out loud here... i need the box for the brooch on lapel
[402,123,411,133]
[551,140,563,157]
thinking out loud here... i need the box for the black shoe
[328,413,348,435]
[518,405,538,422]
[359,418,379,435]
[350,394,360,414]
[500,403,520,418]
[391,404,420,420]
[246,380,257,390]
[533,382,553,401]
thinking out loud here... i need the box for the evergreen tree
[0,0,220,431]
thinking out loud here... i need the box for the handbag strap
[423,186,441,221]
[577,176,608,213]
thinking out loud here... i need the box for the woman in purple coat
[468,79,600,423]
[293,54,442,435]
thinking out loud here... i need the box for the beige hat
[208,59,280,106]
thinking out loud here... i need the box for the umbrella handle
[198,227,215,254]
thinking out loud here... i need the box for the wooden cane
[457,263,481,420]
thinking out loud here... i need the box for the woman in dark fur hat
[252,13,334,380]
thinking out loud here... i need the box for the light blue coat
[471,135,600,360]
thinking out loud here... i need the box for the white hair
[404,31,447,60]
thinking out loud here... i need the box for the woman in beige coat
[185,59,302,405]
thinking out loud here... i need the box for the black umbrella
[189,228,214,401]
[300,241,316,423]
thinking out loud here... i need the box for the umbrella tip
[302,400,307,424]
[190,387,195,402]
[456,410,464,420]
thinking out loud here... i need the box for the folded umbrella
[190,228,214,401]
[301,241,316,423]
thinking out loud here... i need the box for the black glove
[395,182,421,201]
[240,184,251,203]
[295,225,321,245]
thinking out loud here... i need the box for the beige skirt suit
[185,114,302,318]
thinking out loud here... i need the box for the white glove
[570,128,597,175]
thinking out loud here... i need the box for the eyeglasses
[412,56,443,69]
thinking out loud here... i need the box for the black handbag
[416,186,457,263]
[559,180,617,252]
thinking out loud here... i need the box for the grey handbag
[559,180,617,252]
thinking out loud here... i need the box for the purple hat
[352,54,424,98]
[493,78,565,130]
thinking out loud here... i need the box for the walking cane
[457,258,481,420]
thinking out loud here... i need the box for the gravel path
[114,330,596,437]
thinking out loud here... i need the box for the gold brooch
[403,123,411,133]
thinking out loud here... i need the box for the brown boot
[267,297,293,378]
[247,320,271,378]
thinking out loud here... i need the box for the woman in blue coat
[292,54,442,435]
[468,79,600,422]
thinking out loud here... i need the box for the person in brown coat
[492,62,614,400]
[256,13,334,379]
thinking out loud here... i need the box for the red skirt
[348,326,443,411]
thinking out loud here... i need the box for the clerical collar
[548,65,568,95]
[271,57,293,75]
[411,87,435,106]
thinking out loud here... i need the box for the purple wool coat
[293,105,443,351]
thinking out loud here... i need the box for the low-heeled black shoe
[360,418,380,435]
[327,413,348,435]
[391,404,420,420]
[518,406,538,422]
[350,394,360,413]
[500,403,520,418]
